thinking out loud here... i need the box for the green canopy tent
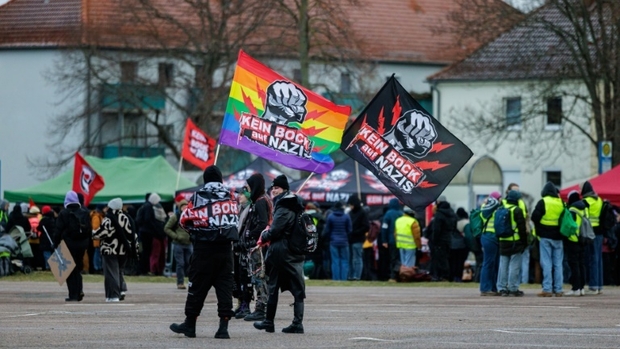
[3,156,196,205]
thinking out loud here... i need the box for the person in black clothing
[37,206,56,270]
[254,175,306,334]
[347,195,369,281]
[135,193,152,275]
[430,196,456,281]
[170,165,239,339]
[53,191,91,302]
[5,202,31,236]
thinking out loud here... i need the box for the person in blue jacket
[323,201,352,281]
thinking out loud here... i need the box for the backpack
[288,212,318,255]
[463,223,481,253]
[469,207,494,238]
[366,220,381,243]
[559,207,579,238]
[572,209,595,244]
[68,208,92,240]
[493,206,514,238]
[600,200,616,232]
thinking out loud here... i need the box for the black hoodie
[531,181,562,240]
[431,201,457,244]
[242,173,273,245]
[347,196,370,244]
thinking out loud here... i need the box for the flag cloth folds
[219,50,351,173]
[340,76,473,211]
[72,152,105,206]
[181,118,216,170]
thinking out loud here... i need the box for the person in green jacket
[164,199,192,289]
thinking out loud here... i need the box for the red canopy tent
[559,165,620,206]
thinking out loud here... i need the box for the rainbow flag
[219,50,351,174]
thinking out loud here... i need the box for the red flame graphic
[303,126,328,137]
[414,160,450,171]
[391,96,402,127]
[305,110,327,121]
[429,142,453,154]
[377,107,386,134]
[256,79,266,107]
[242,87,257,115]
[418,181,437,188]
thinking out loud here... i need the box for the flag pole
[175,157,183,190]
[354,161,362,200]
[42,226,64,266]
[296,172,315,194]
[213,144,221,166]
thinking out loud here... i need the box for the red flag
[29,198,35,208]
[181,118,216,170]
[72,152,105,206]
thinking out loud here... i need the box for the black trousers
[449,248,469,282]
[565,242,586,291]
[185,246,235,319]
[430,242,450,281]
[66,245,86,300]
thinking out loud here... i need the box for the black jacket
[37,213,56,252]
[432,202,457,245]
[261,191,306,300]
[531,182,562,240]
[348,200,370,244]
[6,206,31,235]
[54,204,90,249]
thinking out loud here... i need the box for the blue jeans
[539,238,564,293]
[497,252,522,292]
[349,242,363,280]
[480,233,499,293]
[93,247,102,271]
[43,251,52,270]
[587,234,604,291]
[400,248,416,268]
[173,243,193,285]
[330,245,349,281]
[520,246,530,284]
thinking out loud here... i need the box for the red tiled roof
[0,0,510,65]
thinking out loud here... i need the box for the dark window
[547,97,562,125]
[506,97,521,127]
[340,73,351,93]
[293,69,302,83]
[120,61,138,83]
[158,63,174,87]
[545,171,562,188]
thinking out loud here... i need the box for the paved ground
[1,280,620,348]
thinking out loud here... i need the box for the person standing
[531,181,564,297]
[394,206,421,269]
[564,191,587,296]
[90,205,106,274]
[496,190,527,296]
[93,198,136,302]
[380,198,403,282]
[430,196,456,282]
[164,199,192,290]
[37,206,56,270]
[254,175,306,334]
[170,165,239,339]
[323,201,352,281]
[581,180,605,295]
[53,191,90,302]
[0,199,9,230]
[479,191,502,296]
[347,195,369,281]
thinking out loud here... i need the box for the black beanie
[203,165,223,183]
[272,174,289,190]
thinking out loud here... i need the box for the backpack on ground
[571,209,595,244]
[559,207,579,238]
[493,206,514,238]
[366,220,381,243]
[68,208,92,240]
[289,212,318,255]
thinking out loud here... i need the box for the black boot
[244,306,265,321]
[214,317,230,339]
[282,302,304,334]
[234,302,250,319]
[170,316,197,338]
[254,304,276,333]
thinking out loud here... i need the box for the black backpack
[601,200,616,232]
[68,208,92,240]
[288,212,318,255]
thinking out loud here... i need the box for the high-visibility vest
[583,196,603,227]
[498,204,520,241]
[502,198,528,217]
[540,196,563,226]
[395,215,417,250]
[482,205,497,233]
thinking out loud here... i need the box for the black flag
[340,76,473,211]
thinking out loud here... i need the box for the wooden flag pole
[354,161,362,200]
[175,157,184,190]
[296,172,315,194]
[213,144,221,166]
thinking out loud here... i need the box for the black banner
[341,76,473,211]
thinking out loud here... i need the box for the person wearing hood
[37,206,56,270]
[254,175,307,334]
[236,173,273,322]
[170,165,239,339]
[496,190,528,297]
[164,198,192,290]
[53,191,91,302]
[580,180,605,295]
[479,191,502,296]
[531,181,564,297]
[323,201,352,281]
[380,198,403,282]
[430,196,457,282]
[347,195,369,281]
[5,202,32,236]
[93,198,136,302]
[564,191,587,296]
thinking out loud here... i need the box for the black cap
[203,165,223,183]
[271,174,289,190]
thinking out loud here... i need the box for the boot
[282,302,304,334]
[233,299,242,314]
[170,316,197,338]
[234,302,250,319]
[243,305,265,321]
[214,317,230,339]
[253,304,276,333]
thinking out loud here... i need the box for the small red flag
[29,198,35,208]
[181,118,216,170]
[72,152,105,206]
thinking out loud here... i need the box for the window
[340,73,351,93]
[546,97,562,125]
[293,69,302,83]
[505,97,521,128]
[120,61,138,83]
[545,170,562,188]
[158,63,174,87]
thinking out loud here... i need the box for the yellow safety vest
[498,205,520,241]
[502,198,528,217]
[583,196,603,227]
[395,215,417,250]
[540,196,563,226]
[482,205,497,233]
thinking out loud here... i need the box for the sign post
[599,141,612,174]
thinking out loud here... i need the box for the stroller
[6,226,34,275]
[0,231,18,276]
